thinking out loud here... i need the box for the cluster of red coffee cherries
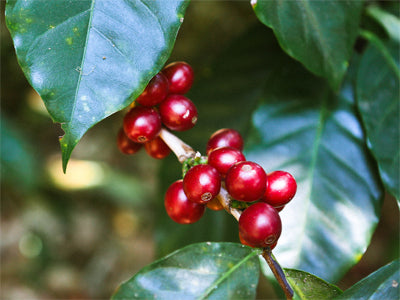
[164,128,297,249]
[117,61,197,159]
[116,61,297,250]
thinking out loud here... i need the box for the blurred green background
[1,1,398,299]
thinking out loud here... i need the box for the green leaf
[284,269,342,300]
[335,259,400,299]
[366,5,400,43]
[252,0,363,90]
[356,33,400,201]
[248,58,383,282]
[5,0,189,171]
[112,242,261,300]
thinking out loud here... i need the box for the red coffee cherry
[225,161,267,202]
[159,94,198,131]
[117,128,142,155]
[136,73,169,106]
[208,147,246,177]
[123,106,161,143]
[183,164,221,204]
[275,205,285,212]
[144,136,170,159]
[162,61,194,94]
[206,128,244,155]
[164,180,205,224]
[239,202,282,248]
[206,197,224,211]
[262,171,297,207]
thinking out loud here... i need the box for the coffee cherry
[164,180,205,224]
[225,161,267,202]
[239,202,282,248]
[262,171,297,207]
[136,73,169,106]
[162,61,194,94]
[144,136,170,159]
[159,94,198,131]
[183,164,221,204]
[117,128,142,155]
[206,128,244,155]
[123,106,161,143]
[206,197,224,211]
[208,147,246,177]
[275,205,285,212]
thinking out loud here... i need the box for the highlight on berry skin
[183,164,221,204]
[123,106,162,143]
[225,161,267,202]
[206,128,244,155]
[136,72,169,107]
[162,61,194,94]
[262,170,297,208]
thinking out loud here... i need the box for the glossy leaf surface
[356,34,400,200]
[252,0,363,90]
[284,268,342,299]
[247,60,383,282]
[335,259,400,299]
[112,242,260,300]
[5,0,189,171]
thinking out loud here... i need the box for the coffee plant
[4,0,399,299]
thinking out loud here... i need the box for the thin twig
[159,128,196,163]
[216,185,242,221]
[262,247,294,300]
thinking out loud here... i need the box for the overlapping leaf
[252,0,363,90]
[356,33,400,201]
[5,0,189,171]
[335,259,400,299]
[284,269,342,299]
[112,242,260,299]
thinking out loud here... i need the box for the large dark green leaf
[112,242,260,300]
[356,33,400,201]
[252,0,363,90]
[284,269,342,299]
[247,58,383,282]
[5,0,189,171]
[335,259,400,299]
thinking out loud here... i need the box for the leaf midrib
[70,0,96,126]
[294,88,330,266]
[196,250,260,300]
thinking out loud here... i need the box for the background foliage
[2,0,399,299]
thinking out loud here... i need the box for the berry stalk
[216,184,242,221]
[159,128,196,163]
[262,247,294,300]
